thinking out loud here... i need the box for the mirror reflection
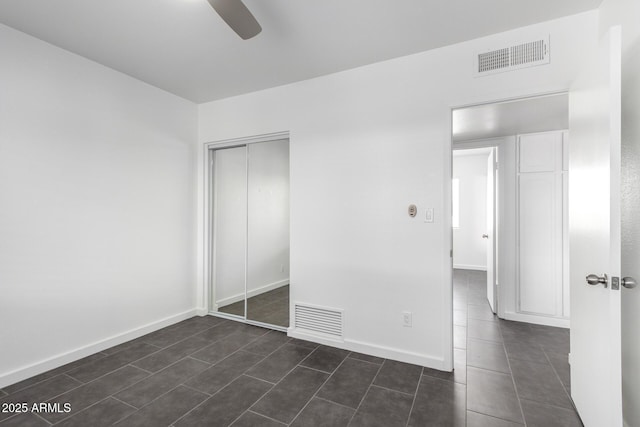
[212,146,247,318]
[247,139,290,327]
[211,139,290,328]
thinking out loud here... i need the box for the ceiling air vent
[475,36,549,76]
[294,303,343,338]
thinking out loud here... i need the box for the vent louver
[294,303,343,338]
[476,36,549,76]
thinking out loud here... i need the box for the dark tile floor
[453,269,581,426]
[0,270,581,426]
[219,285,289,328]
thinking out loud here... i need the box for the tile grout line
[247,409,288,425]
[287,352,353,426]
[115,358,216,412]
[170,373,274,426]
[404,367,425,427]
[117,382,205,425]
[38,362,162,425]
[542,348,573,401]
[463,274,470,426]
[314,395,360,412]
[497,322,528,426]
[345,358,385,426]
[367,383,416,398]
[110,395,141,411]
[179,383,213,397]
[171,329,297,426]
[507,329,578,414]
[242,373,276,385]
[467,409,524,425]
[32,411,53,426]
[87,324,241,426]
[460,270,527,426]
[57,396,127,425]
[103,354,214,406]
[1,318,252,424]
[214,375,275,426]
[128,364,153,375]
[0,349,119,397]
[244,345,328,423]
[345,355,383,366]
[134,327,225,367]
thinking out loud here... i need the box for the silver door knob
[586,273,608,288]
[622,277,637,289]
[482,234,489,239]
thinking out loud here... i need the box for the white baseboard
[502,311,570,329]
[0,309,198,389]
[248,279,289,299]
[453,264,487,271]
[217,279,289,308]
[287,328,447,371]
[216,292,244,307]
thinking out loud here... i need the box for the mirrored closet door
[247,139,290,327]
[211,146,247,318]
[210,138,290,329]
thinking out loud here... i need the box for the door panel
[519,172,560,315]
[246,139,290,327]
[569,26,622,426]
[486,149,496,313]
[212,146,247,317]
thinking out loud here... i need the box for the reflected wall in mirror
[209,138,290,328]
[212,146,247,318]
[247,139,290,327]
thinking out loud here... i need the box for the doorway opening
[205,133,290,332]
[452,146,497,313]
[450,94,573,415]
[451,92,569,326]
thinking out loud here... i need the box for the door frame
[446,91,569,361]
[203,131,290,332]
[451,142,501,313]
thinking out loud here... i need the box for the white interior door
[568,26,622,426]
[486,149,496,313]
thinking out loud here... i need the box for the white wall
[598,0,640,425]
[452,153,488,270]
[247,139,290,294]
[0,24,197,387]
[197,12,598,368]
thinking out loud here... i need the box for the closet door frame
[203,131,290,331]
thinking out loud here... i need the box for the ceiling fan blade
[207,0,262,40]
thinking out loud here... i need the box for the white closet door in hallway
[517,131,569,320]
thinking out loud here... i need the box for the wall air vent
[294,303,343,338]
[475,36,550,76]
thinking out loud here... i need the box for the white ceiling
[0,0,602,103]
[452,93,569,142]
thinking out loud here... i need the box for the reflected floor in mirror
[219,284,289,327]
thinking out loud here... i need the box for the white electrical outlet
[280,264,284,273]
[402,311,412,327]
